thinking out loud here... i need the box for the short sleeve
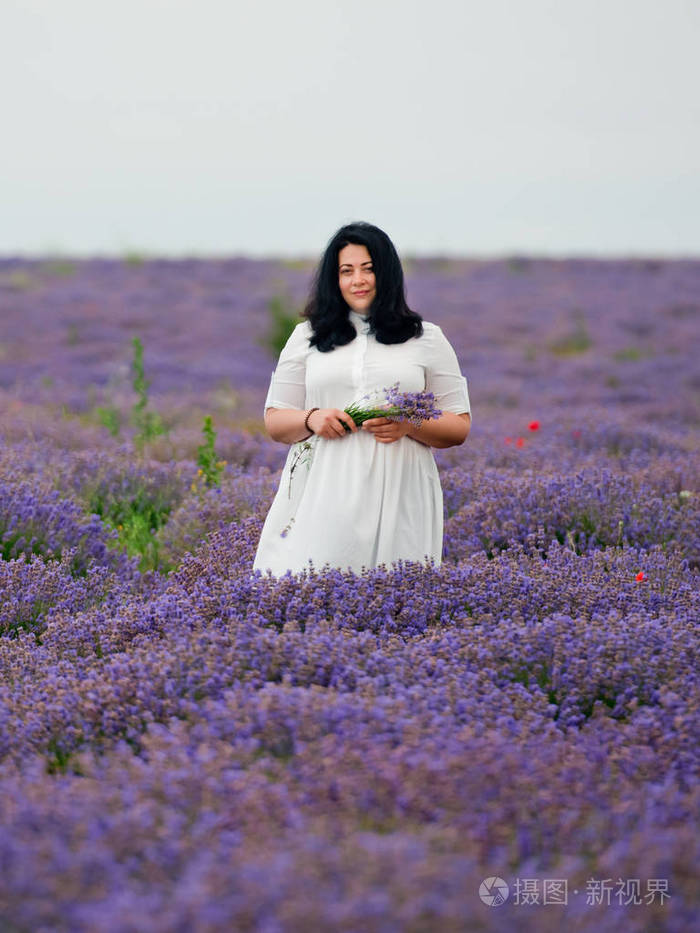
[423,324,471,416]
[263,322,310,412]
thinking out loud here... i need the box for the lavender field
[0,256,698,932]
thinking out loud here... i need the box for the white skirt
[252,430,443,576]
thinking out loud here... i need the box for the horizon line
[1,249,699,263]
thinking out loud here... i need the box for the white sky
[1,0,699,256]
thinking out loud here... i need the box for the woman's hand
[307,408,358,439]
[361,417,411,444]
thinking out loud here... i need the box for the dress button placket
[350,313,370,395]
[352,332,367,393]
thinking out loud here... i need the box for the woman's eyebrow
[339,261,373,269]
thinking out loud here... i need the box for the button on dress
[252,310,471,576]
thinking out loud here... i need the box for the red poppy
[635,571,645,582]
[572,430,582,439]
[516,437,525,448]
[528,420,540,431]
[504,436,512,445]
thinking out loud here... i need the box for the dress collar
[349,310,371,334]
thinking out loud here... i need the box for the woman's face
[338,243,376,314]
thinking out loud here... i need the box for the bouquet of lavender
[343,382,442,429]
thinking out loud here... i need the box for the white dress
[252,310,471,576]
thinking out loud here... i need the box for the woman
[252,221,471,576]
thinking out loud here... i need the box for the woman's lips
[353,291,369,296]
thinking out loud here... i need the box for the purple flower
[344,382,442,427]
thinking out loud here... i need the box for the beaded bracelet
[304,407,320,434]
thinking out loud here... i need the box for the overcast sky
[1,0,698,257]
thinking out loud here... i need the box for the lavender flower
[344,382,442,428]
[0,257,697,931]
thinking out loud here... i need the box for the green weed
[130,336,167,450]
[261,293,302,357]
[196,415,226,488]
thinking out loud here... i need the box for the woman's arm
[362,412,470,448]
[406,411,470,448]
[264,407,358,444]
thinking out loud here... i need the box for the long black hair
[303,221,423,352]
